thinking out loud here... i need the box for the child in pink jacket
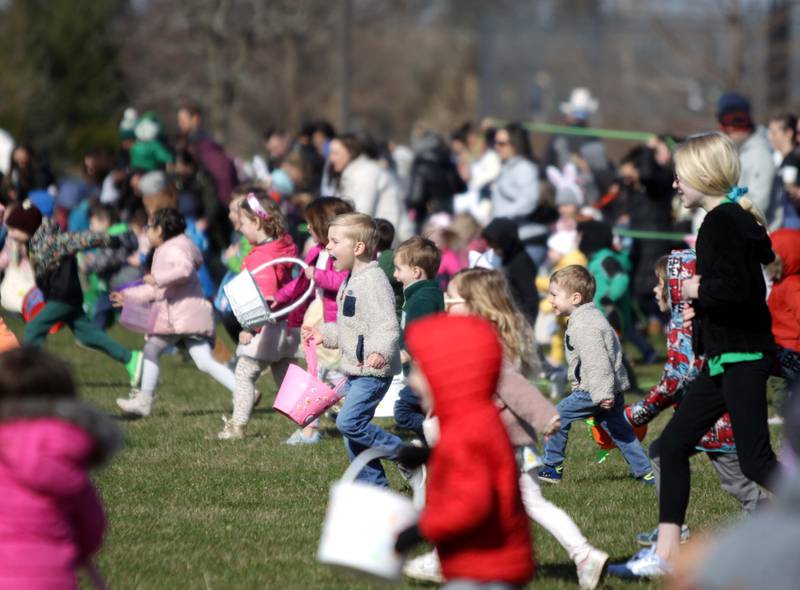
[112,208,236,417]
[0,347,122,590]
[218,192,300,439]
[270,197,353,444]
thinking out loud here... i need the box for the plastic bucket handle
[249,257,315,321]
[340,447,396,484]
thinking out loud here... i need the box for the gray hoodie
[564,302,630,403]
[318,261,401,378]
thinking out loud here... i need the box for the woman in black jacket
[610,132,778,579]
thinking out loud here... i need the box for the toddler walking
[303,213,403,487]
[218,192,299,439]
[113,208,236,417]
[538,265,653,484]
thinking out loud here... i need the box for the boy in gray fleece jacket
[538,265,653,484]
[304,213,403,488]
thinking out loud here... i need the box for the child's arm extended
[496,363,558,435]
[571,326,617,404]
[35,230,115,273]
[313,266,348,292]
[627,353,693,426]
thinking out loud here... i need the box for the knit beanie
[717,92,753,130]
[5,204,43,236]
[405,314,502,419]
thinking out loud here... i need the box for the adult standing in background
[491,123,549,265]
[767,113,800,229]
[176,103,238,208]
[329,133,403,231]
[716,92,779,229]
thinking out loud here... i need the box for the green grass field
[4,316,783,589]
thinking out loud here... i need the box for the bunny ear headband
[246,193,270,220]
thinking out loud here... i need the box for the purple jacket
[0,399,121,589]
[192,135,238,207]
[274,243,348,328]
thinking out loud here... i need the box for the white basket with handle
[223,257,314,330]
[317,447,418,582]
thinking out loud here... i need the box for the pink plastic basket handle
[304,339,319,377]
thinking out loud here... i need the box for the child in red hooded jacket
[395,314,534,589]
[768,228,800,385]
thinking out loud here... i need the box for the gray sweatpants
[652,451,768,514]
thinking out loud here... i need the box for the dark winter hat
[5,204,43,236]
[717,92,753,130]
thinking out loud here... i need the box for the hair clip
[246,193,270,221]
[726,185,748,202]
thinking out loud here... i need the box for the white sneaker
[607,546,671,579]
[217,415,246,440]
[576,547,609,590]
[402,550,443,583]
[116,389,153,417]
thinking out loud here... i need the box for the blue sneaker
[637,471,656,486]
[607,547,670,579]
[537,464,563,484]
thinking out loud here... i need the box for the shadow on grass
[534,561,579,583]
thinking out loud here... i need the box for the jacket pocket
[356,335,364,364]
[343,294,356,317]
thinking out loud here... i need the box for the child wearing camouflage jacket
[5,206,143,387]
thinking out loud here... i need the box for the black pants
[657,356,777,525]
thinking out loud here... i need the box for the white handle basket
[223,256,314,330]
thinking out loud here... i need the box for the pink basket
[119,299,158,334]
[273,341,344,426]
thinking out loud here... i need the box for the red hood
[771,228,800,278]
[406,314,502,422]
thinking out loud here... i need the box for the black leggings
[657,356,777,525]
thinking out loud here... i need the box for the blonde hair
[451,269,539,378]
[674,131,766,225]
[550,265,596,304]
[329,213,378,257]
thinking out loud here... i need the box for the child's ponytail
[727,186,767,227]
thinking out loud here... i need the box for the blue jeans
[543,390,651,478]
[394,384,425,438]
[336,375,404,487]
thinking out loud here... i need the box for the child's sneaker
[402,550,443,583]
[637,471,656,486]
[537,464,563,484]
[116,389,153,417]
[607,546,671,579]
[636,524,690,547]
[284,429,320,445]
[217,416,246,440]
[125,350,144,387]
[576,548,609,590]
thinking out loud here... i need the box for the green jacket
[586,247,632,332]
[400,279,444,374]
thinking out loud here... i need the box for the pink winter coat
[273,242,348,327]
[123,234,215,337]
[0,399,122,590]
[243,233,298,300]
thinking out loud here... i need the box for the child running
[404,268,609,590]
[271,197,353,445]
[113,208,236,417]
[218,191,299,439]
[392,236,444,439]
[620,251,767,553]
[612,131,779,578]
[5,204,144,387]
[0,347,122,588]
[303,213,403,487]
[395,314,534,589]
[538,265,653,484]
